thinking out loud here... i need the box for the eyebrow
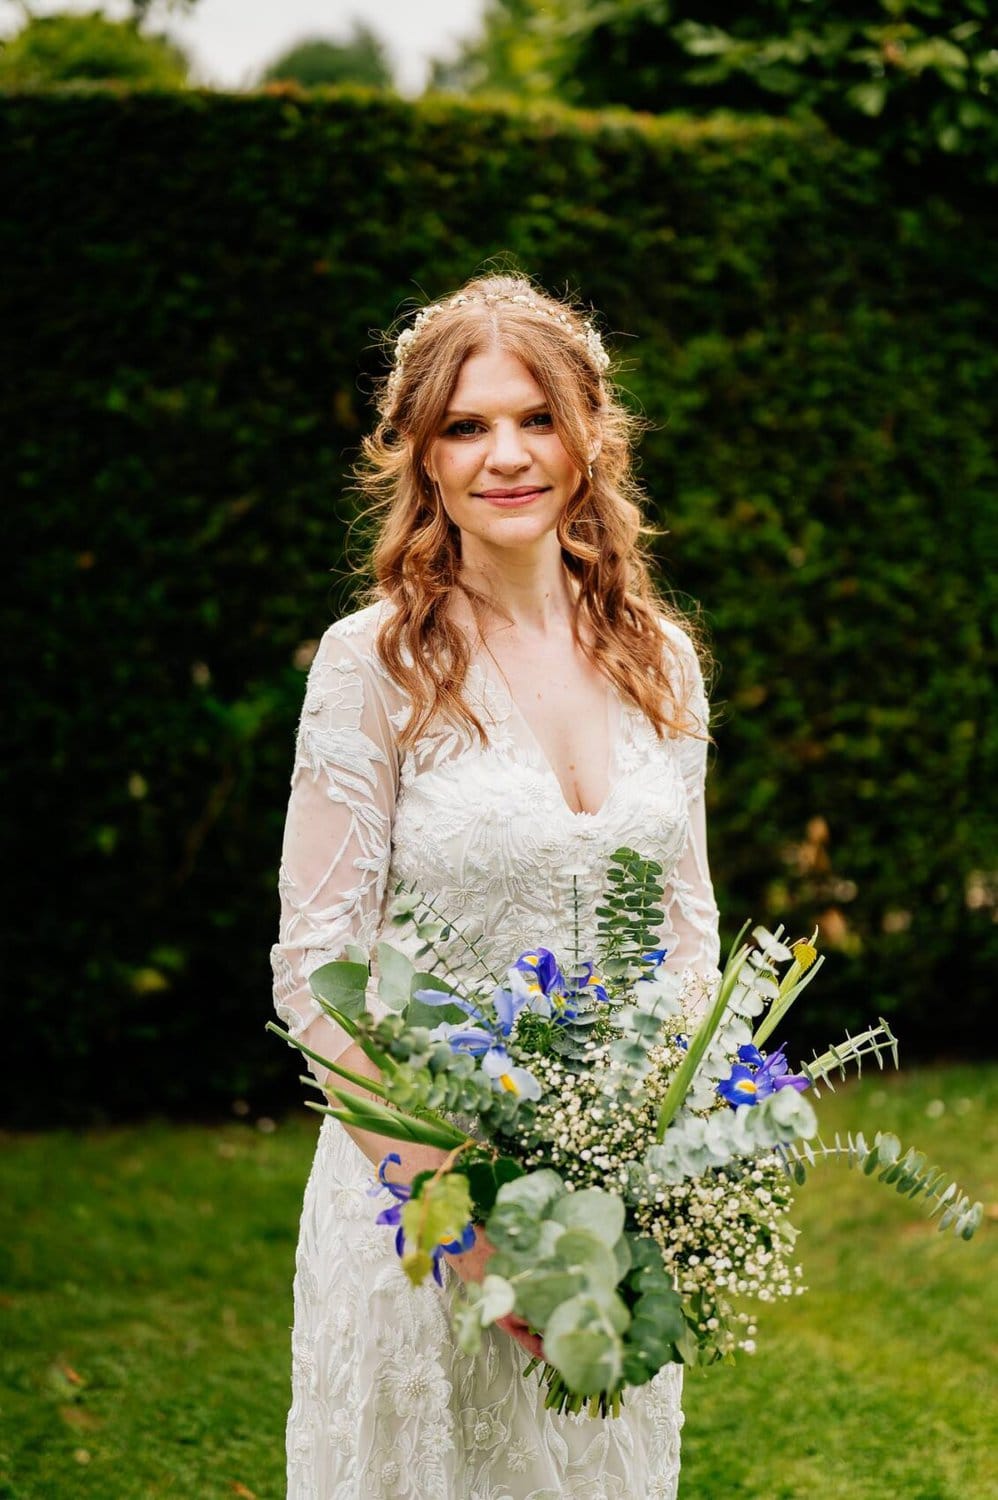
[442,402,549,419]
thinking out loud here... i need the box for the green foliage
[0,13,191,89]
[594,847,666,977]
[260,24,395,90]
[782,1126,983,1239]
[399,1168,473,1284]
[484,1171,634,1397]
[1,89,994,1123]
[431,0,998,186]
[800,1019,900,1092]
[307,956,370,1019]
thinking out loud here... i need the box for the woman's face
[424,348,584,562]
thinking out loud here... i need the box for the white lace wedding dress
[270,600,721,1500]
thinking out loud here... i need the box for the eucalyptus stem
[398,882,503,987]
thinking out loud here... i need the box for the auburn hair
[350,270,712,750]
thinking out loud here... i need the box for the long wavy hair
[351,270,712,750]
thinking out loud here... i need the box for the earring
[587,463,593,481]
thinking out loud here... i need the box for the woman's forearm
[322,1034,543,1354]
[322,1037,452,1184]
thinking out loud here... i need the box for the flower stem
[654,927,752,1141]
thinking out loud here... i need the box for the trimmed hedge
[2,88,995,1124]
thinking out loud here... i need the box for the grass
[0,1064,994,1500]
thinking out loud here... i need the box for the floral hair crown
[384,288,611,405]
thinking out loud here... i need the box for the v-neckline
[470,658,624,820]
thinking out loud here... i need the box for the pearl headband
[385,289,611,406]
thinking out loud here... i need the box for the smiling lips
[476,486,551,505]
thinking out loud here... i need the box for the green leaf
[308,958,370,1020]
[375,941,415,1012]
[515,1269,577,1328]
[848,80,887,117]
[543,1296,622,1396]
[406,973,468,1028]
[486,1204,542,1259]
[494,1168,565,1219]
[633,1292,686,1346]
[401,1248,434,1286]
[465,1156,526,1218]
[551,1229,619,1293]
[478,1274,515,1324]
[401,1172,473,1266]
[551,1188,625,1248]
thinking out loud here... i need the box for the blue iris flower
[717,1043,810,1108]
[566,959,608,1008]
[372,1153,476,1285]
[512,947,564,995]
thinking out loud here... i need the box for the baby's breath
[509,1032,803,1354]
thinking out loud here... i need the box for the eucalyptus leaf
[478,1274,516,1324]
[308,959,370,1019]
[486,1204,542,1259]
[634,1292,685,1344]
[407,993,469,1029]
[544,1296,622,1395]
[494,1168,565,1220]
[375,941,415,1012]
[551,1188,625,1248]
[551,1229,619,1292]
[514,1269,577,1328]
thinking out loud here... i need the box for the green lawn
[0,1065,994,1499]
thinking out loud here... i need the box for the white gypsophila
[507,1025,805,1358]
[518,1037,691,1190]
[633,1158,804,1355]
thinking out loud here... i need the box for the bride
[270,271,721,1498]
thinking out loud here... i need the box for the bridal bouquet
[269,849,981,1418]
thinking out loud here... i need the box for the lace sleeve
[269,623,399,1077]
[659,621,721,1006]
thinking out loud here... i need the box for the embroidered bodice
[271,600,721,1069]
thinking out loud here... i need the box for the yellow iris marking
[738,1079,758,1094]
[499,1074,519,1094]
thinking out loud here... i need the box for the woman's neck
[454,536,577,640]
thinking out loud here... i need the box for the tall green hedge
[2,89,994,1124]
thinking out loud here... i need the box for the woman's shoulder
[655,613,706,690]
[315,597,396,662]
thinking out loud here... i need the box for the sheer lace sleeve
[270,621,399,1078]
[659,621,721,1000]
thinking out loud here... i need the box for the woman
[271,272,721,1498]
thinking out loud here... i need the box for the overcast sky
[1,1,488,93]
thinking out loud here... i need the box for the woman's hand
[445,1226,545,1361]
[493,1310,545,1361]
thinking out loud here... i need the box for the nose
[485,419,531,473]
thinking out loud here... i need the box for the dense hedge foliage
[2,89,994,1124]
